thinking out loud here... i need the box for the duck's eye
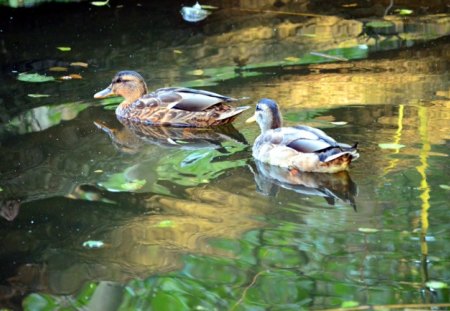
[256,105,262,111]
[115,78,129,83]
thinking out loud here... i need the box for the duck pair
[94,71,359,173]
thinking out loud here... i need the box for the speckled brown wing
[154,103,248,127]
[116,96,160,123]
[118,87,248,127]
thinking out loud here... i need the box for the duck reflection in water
[94,118,248,154]
[250,161,358,209]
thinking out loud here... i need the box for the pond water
[0,0,449,310]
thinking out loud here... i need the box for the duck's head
[246,98,282,132]
[94,71,148,103]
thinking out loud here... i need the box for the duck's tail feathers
[216,106,251,120]
[321,143,359,163]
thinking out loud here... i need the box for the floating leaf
[0,187,3,192]
[49,66,68,72]
[341,301,359,308]
[70,74,82,79]
[156,220,175,228]
[57,46,71,52]
[200,4,218,9]
[342,3,357,7]
[396,8,413,15]
[70,62,89,68]
[59,74,83,80]
[284,56,300,62]
[94,170,103,173]
[300,33,316,37]
[173,49,183,54]
[82,240,105,249]
[331,121,348,125]
[17,73,55,83]
[120,179,146,191]
[188,69,204,76]
[378,143,406,150]
[91,0,109,6]
[28,94,51,98]
[358,228,379,233]
[439,185,450,190]
[426,281,448,289]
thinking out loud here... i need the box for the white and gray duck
[246,98,359,173]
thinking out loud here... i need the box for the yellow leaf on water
[28,94,51,98]
[189,69,204,76]
[379,143,406,150]
[358,228,379,233]
[200,4,218,9]
[94,170,103,173]
[342,3,357,7]
[70,74,83,79]
[70,62,89,68]
[331,121,348,125]
[156,220,175,228]
[59,74,83,80]
[396,8,413,15]
[91,0,109,6]
[49,66,68,72]
[57,46,71,52]
[284,56,300,62]
[173,49,183,54]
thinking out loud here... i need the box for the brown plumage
[94,71,250,127]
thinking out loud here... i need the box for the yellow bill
[94,86,114,98]
[246,114,257,123]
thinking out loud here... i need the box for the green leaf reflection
[156,146,247,186]
[3,102,88,136]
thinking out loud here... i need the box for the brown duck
[94,71,250,127]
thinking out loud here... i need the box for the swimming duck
[246,98,359,173]
[94,71,250,127]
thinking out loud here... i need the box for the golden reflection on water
[34,177,266,294]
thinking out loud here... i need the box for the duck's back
[253,126,359,173]
[117,87,249,127]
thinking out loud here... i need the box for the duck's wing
[279,126,358,162]
[154,87,237,112]
[268,126,339,153]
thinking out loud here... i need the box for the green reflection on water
[2,101,88,137]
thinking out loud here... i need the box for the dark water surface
[0,0,449,310]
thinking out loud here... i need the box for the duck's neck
[259,113,282,133]
[117,84,148,112]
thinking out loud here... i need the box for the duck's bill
[245,115,256,123]
[93,86,114,98]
